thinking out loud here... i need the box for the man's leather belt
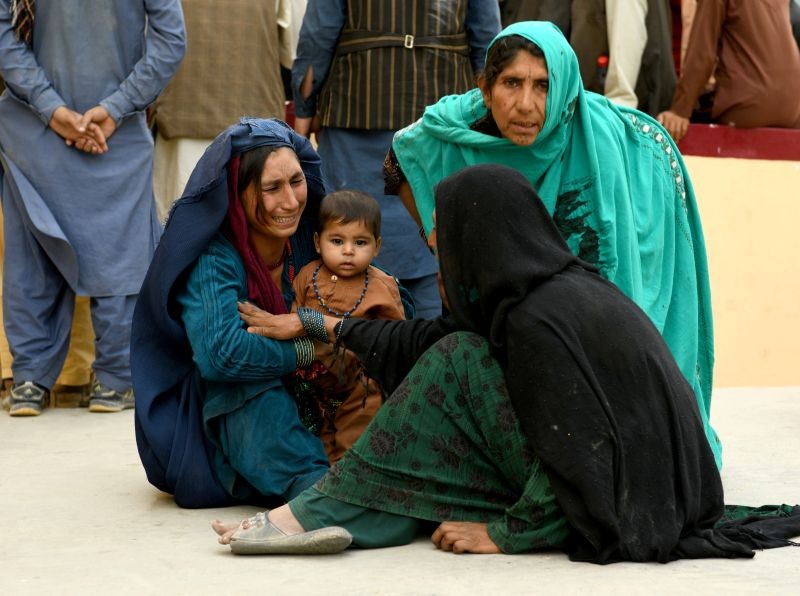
[335,30,469,56]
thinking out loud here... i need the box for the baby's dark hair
[318,190,382,239]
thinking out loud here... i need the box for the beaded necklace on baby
[310,262,369,319]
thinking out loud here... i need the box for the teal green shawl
[392,21,721,467]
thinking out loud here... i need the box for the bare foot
[212,515,257,545]
[268,504,305,535]
[212,519,238,536]
[211,506,306,546]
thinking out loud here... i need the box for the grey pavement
[1,386,799,595]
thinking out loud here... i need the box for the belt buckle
[404,34,414,49]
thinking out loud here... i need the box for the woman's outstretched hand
[431,522,501,554]
[238,301,304,339]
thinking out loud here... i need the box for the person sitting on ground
[384,20,721,467]
[132,118,334,508]
[214,164,800,560]
[291,190,406,462]
[657,0,800,141]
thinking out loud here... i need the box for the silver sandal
[229,511,352,555]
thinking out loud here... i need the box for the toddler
[293,190,405,462]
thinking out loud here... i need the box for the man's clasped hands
[48,105,117,155]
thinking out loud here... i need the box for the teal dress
[177,234,328,503]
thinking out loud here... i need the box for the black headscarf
[434,164,799,562]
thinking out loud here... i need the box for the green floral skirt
[292,331,570,553]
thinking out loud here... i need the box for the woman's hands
[431,522,501,554]
[237,301,304,339]
[238,301,339,348]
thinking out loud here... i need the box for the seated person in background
[291,190,406,462]
[657,0,800,141]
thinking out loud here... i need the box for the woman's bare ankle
[268,504,305,535]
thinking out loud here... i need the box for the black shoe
[88,381,134,413]
[8,381,49,417]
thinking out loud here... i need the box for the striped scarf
[10,0,35,45]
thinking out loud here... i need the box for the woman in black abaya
[218,164,799,560]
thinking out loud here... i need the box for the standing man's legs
[87,294,137,412]
[152,133,212,223]
[1,207,95,408]
[54,296,95,405]
[2,195,75,415]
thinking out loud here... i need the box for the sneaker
[8,381,49,417]
[88,381,134,413]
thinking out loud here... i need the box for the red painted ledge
[677,123,800,161]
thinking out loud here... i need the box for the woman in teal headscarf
[385,21,720,466]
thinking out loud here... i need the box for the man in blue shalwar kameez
[0,0,185,415]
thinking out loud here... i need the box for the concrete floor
[1,386,799,595]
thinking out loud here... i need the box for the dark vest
[319,0,474,130]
